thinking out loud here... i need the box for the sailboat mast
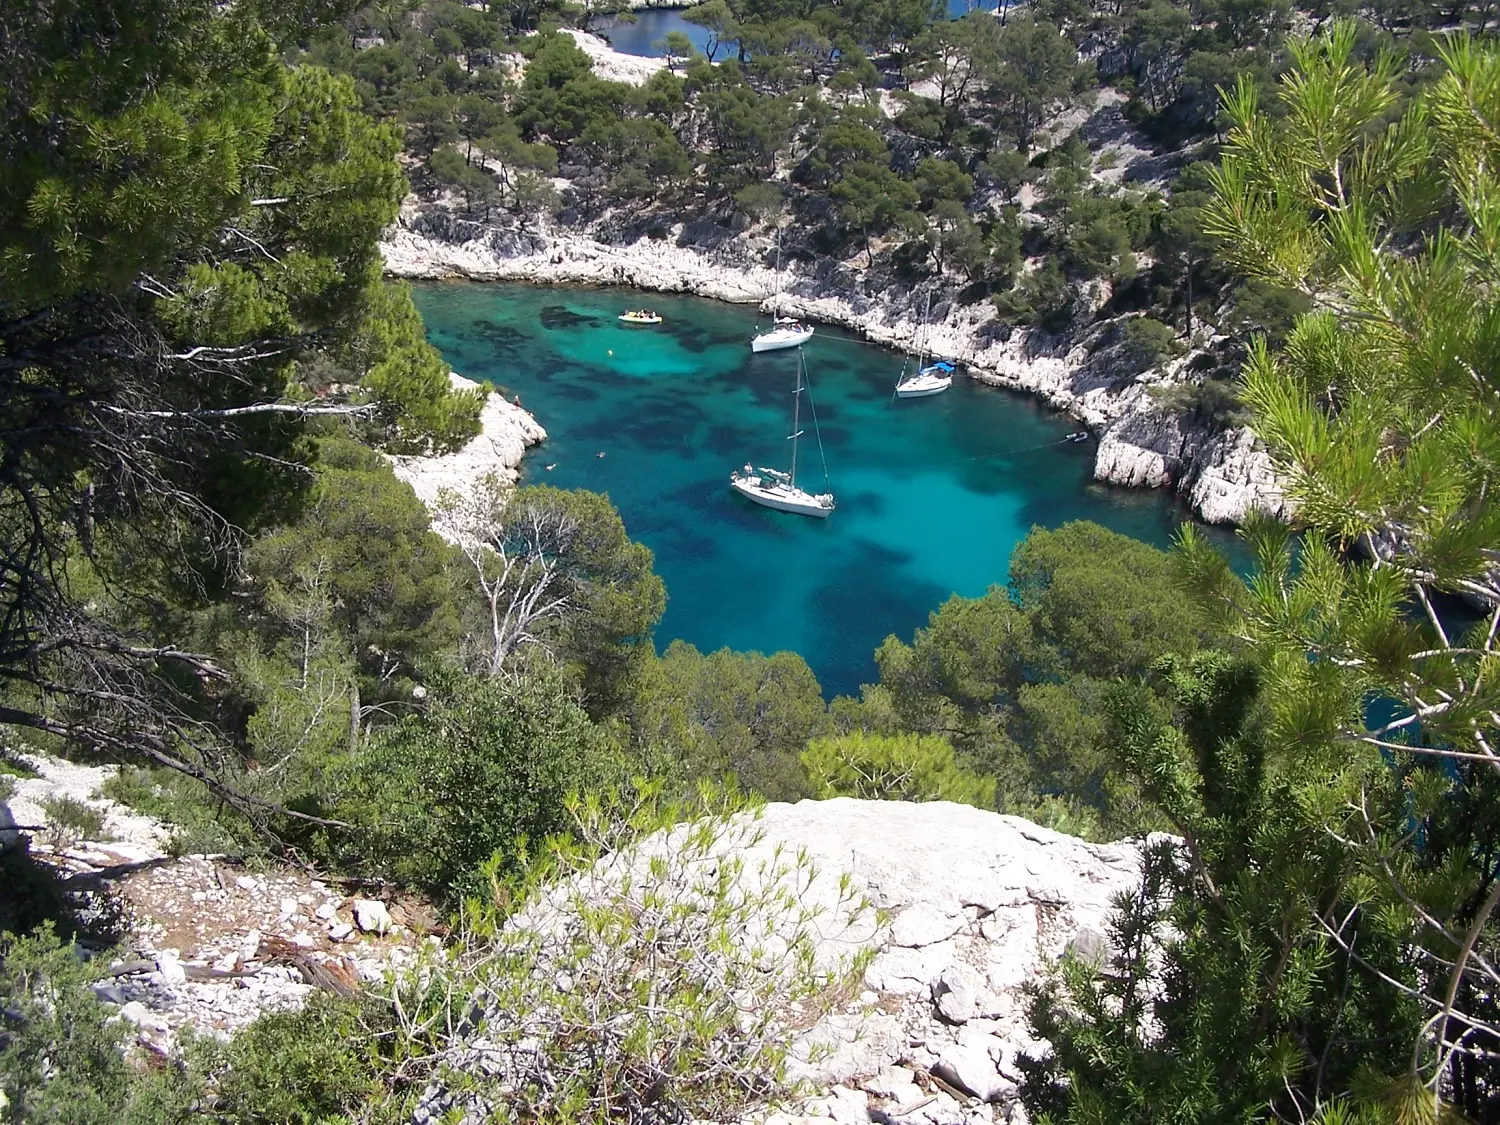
[920,289,932,368]
[790,350,803,486]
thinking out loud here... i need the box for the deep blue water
[601,0,1021,58]
[411,282,1239,697]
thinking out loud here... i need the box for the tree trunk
[348,681,361,754]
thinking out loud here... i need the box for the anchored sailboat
[752,316,815,353]
[730,349,834,518]
[750,228,815,353]
[896,291,955,399]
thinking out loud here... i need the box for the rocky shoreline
[383,222,1286,524]
[390,371,547,538]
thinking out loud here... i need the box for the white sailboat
[751,316,815,353]
[896,291,955,398]
[750,228,815,353]
[731,349,834,518]
[896,358,955,397]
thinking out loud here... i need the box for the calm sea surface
[411,282,1240,697]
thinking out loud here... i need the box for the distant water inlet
[600,0,1024,58]
[411,282,1237,698]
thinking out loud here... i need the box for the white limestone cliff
[388,371,547,538]
[559,29,669,85]
[415,797,1155,1125]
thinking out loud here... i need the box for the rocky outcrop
[560,29,668,85]
[1092,405,1289,523]
[383,221,782,303]
[0,751,428,1047]
[389,371,546,537]
[382,221,1287,524]
[418,797,1152,1125]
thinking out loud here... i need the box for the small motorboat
[897,359,956,399]
[751,316,814,353]
[619,309,662,325]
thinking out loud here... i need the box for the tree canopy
[0,0,479,815]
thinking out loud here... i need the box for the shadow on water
[540,304,599,330]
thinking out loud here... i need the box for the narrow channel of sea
[412,281,1243,698]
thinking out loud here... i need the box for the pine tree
[1189,23,1500,1116]
[0,0,480,822]
[1026,24,1500,1122]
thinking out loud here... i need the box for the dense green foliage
[0,0,481,814]
[332,666,624,897]
[1024,654,1420,1123]
[839,521,1209,835]
[7,0,1500,1120]
[629,641,831,801]
[1025,26,1500,1123]
[288,0,1354,349]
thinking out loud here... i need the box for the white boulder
[353,898,393,935]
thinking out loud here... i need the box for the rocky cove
[381,212,1288,527]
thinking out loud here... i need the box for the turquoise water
[602,0,1022,58]
[411,282,1239,698]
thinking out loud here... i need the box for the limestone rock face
[381,222,783,304]
[559,30,666,86]
[417,798,1151,1125]
[1182,425,1291,524]
[353,899,393,935]
[389,371,546,540]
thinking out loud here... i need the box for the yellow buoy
[607,349,614,356]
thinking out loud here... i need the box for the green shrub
[733,181,783,222]
[801,731,993,806]
[0,750,39,779]
[213,994,393,1124]
[1151,374,1251,426]
[332,666,625,898]
[1120,316,1179,373]
[0,925,131,1123]
[40,794,107,848]
[398,789,873,1124]
[993,259,1072,328]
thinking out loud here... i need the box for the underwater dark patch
[540,305,598,330]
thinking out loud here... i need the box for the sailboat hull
[730,475,834,518]
[751,328,815,353]
[896,375,952,398]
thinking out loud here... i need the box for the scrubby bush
[396,789,873,1124]
[39,794,107,849]
[629,642,830,802]
[212,994,394,1123]
[331,666,626,898]
[0,925,131,1122]
[1120,316,1179,373]
[802,731,993,805]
